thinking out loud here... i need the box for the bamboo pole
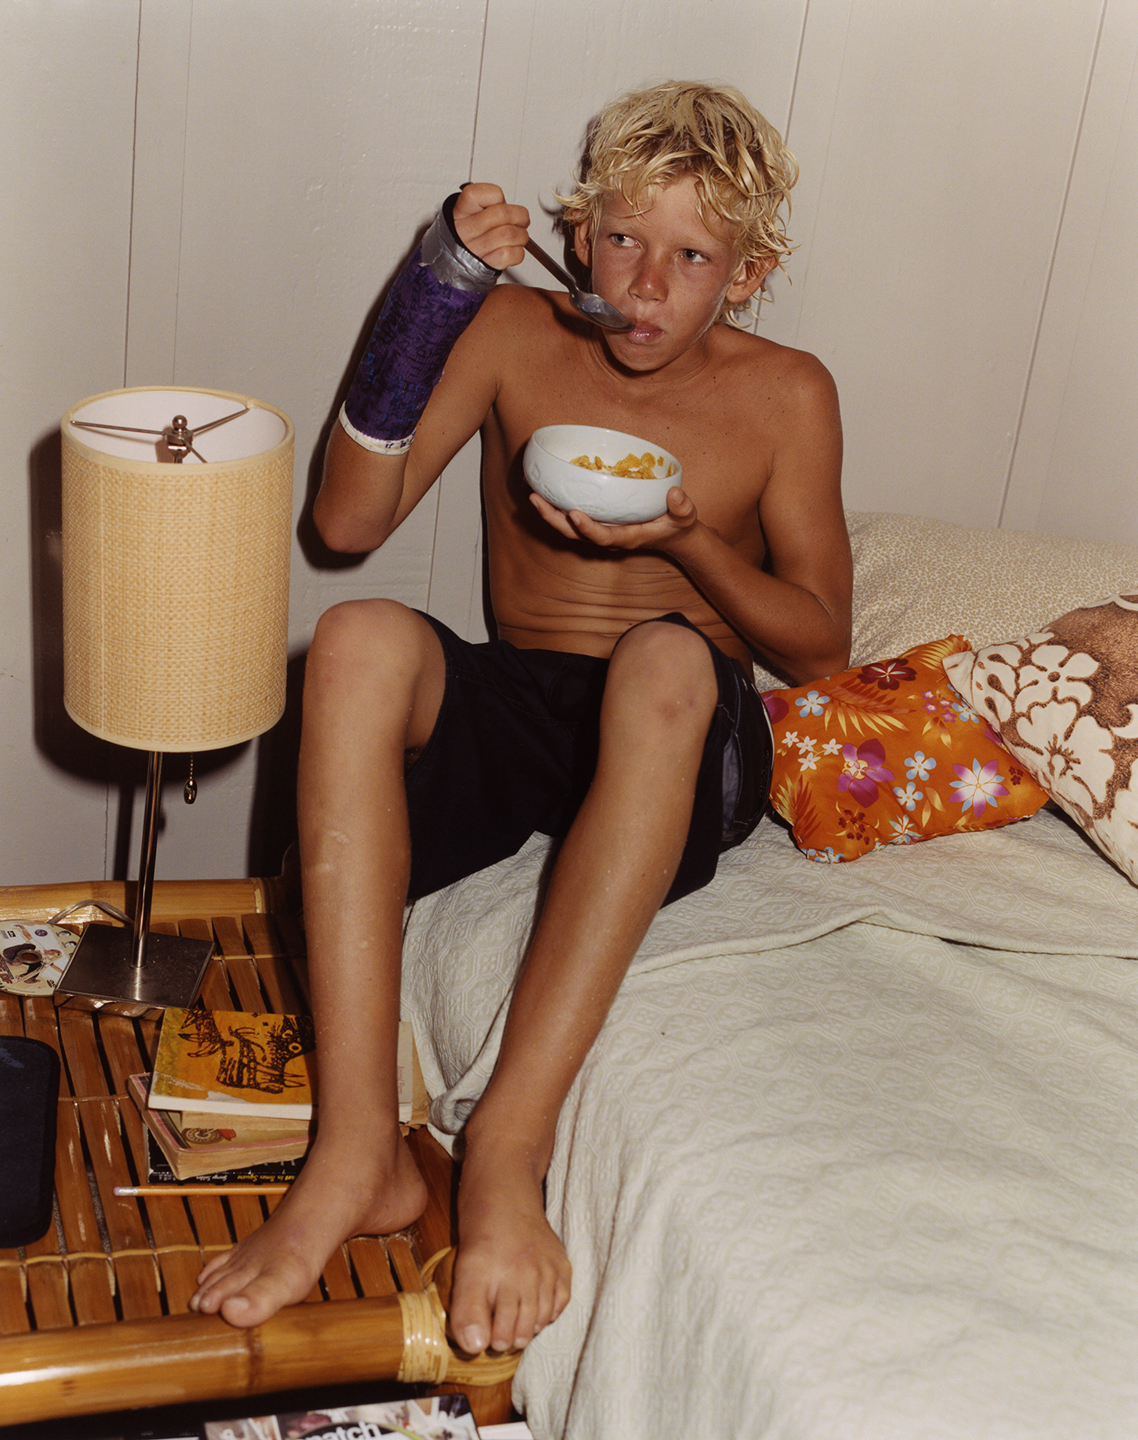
[0,1295,419,1424]
[0,877,282,925]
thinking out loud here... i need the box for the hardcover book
[142,1131,306,1187]
[129,1073,312,1180]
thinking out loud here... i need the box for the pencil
[114,1184,291,1197]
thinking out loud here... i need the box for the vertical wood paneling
[124,0,194,387]
[0,2,141,884]
[774,0,1106,528]
[167,0,489,626]
[471,0,807,280]
[123,0,489,877]
[1003,3,1138,545]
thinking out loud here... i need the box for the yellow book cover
[149,1006,317,1120]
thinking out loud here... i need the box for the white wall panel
[123,0,489,878]
[771,0,1106,528]
[167,0,488,632]
[0,3,140,885]
[470,0,806,289]
[1003,2,1138,545]
[124,0,194,388]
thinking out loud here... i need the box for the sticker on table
[0,923,79,996]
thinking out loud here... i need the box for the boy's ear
[727,254,778,306]
[572,221,593,270]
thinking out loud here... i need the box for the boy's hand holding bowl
[523,424,684,527]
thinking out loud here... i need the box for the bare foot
[449,1136,571,1354]
[189,1129,427,1327]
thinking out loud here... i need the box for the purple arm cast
[340,194,499,453]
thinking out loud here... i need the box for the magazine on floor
[203,1393,482,1440]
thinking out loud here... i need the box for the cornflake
[570,451,676,480]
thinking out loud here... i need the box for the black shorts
[405,612,773,905]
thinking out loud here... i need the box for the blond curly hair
[559,81,798,319]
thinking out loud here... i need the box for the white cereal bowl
[522,424,682,525]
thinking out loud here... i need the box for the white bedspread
[401,810,1138,1439]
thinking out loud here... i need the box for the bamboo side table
[0,879,517,1428]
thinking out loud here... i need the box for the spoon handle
[525,237,577,290]
[523,236,632,331]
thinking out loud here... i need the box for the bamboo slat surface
[0,880,517,1426]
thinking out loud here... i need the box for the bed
[400,510,1138,1439]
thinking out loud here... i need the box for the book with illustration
[148,1006,427,1127]
[149,1006,318,1120]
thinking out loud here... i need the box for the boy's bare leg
[449,621,719,1354]
[190,600,445,1328]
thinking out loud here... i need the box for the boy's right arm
[314,186,528,554]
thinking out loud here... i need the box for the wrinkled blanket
[401,809,1138,1439]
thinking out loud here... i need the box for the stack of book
[132,1005,427,1183]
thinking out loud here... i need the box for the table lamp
[55,386,294,1009]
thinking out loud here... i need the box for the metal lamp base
[54,751,213,1011]
[57,922,214,1011]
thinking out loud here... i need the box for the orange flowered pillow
[762,636,1049,863]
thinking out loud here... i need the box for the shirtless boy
[191,80,851,1357]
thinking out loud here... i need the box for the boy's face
[573,174,771,373]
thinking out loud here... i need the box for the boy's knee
[314,599,424,655]
[612,617,715,676]
[309,600,438,690]
[607,620,718,722]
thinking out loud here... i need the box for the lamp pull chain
[184,756,197,804]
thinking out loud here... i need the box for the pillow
[763,635,1049,863]
[943,595,1138,886]
[751,510,1138,693]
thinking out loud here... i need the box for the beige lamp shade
[61,386,294,752]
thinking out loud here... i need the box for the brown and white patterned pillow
[943,595,1138,885]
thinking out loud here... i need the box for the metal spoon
[525,238,633,331]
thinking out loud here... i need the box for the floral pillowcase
[762,635,1049,863]
[943,595,1138,886]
